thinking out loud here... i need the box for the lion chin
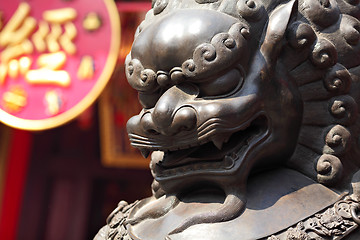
[96,0,360,239]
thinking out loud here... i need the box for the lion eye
[197,68,243,98]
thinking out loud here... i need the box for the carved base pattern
[101,200,138,240]
[268,197,360,240]
[96,196,360,240]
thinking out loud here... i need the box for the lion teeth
[139,149,150,158]
[224,155,235,169]
[211,136,224,150]
[151,151,164,164]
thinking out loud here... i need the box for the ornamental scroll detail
[268,198,360,240]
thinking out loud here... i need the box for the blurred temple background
[0,1,153,239]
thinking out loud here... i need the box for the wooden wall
[15,114,152,240]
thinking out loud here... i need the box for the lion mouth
[150,115,268,178]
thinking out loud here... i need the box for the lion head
[124,0,360,236]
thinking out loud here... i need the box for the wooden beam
[0,129,32,240]
[116,2,152,12]
[0,125,11,218]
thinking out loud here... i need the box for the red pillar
[0,129,32,240]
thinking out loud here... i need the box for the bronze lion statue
[95,0,360,239]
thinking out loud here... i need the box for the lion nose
[140,84,199,136]
[141,106,197,136]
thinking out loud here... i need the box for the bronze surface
[95,0,360,239]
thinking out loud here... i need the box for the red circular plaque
[0,0,120,130]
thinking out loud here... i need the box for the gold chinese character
[77,55,94,80]
[43,8,78,55]
[0,4,79,88]
[25,51,70,87]
[19,56,31,75]
[43,8,77,24]
[45,90,62,115]
[2,85,27,113]
[0,2,36,63]
[83,12,102,31]
[60,22,77,55]
[46,23,62,53]
[0,2,36,48]
[0,3,35,84]
[32,21,49,53]
[8,59,19,78]
[0,39,33,63]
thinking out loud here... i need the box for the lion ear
[261,0,297,62]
